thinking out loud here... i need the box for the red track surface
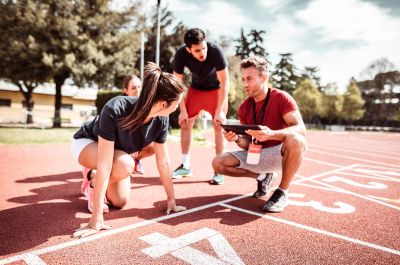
[1,130,399,264]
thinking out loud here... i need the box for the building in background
[0,80,97,127]
[357,71,400,127]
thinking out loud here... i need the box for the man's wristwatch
[235,135,241,143]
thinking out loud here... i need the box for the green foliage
[393,107,400,122]
[95,90,123,114]
[320,93,343,124]
[340,79,365,123]
[235,28,267,59]
[0,128,76,144]
[226,56,246,119]
[293,79,322,123]
[271,53,298,95]
[0,0,143,127]
[136,6,187,72]
[299,66,322,91]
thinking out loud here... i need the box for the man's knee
[212,154,226,173]
[284,133,306,154]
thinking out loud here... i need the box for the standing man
[172,28,229,185]
[212,56,306,212]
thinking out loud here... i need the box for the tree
[235,28,251,59]
[357,71,400,126]
[0,0,143,127]
[136,6,187,73]
[340,79,365,124]
[0,1,53,123]
[271,53,298,95]
[248,29,267,58]
[360,58,396,80]
[226,56,246,119]
[299,66,321,91]
[293,79,322,123]
[235,28,267,59]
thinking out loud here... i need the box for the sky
[138,0,400,90]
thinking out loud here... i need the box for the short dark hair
[240,56,269,75]
[184,28,206,48]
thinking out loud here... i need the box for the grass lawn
[0,127,78,144]
[0,127,212,146]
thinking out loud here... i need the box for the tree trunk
[16,82,35,124]
[53,74,67,128]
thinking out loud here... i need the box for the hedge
[95,90,123,114]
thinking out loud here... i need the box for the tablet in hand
[220,124,261,135]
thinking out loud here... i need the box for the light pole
[140,32,144,80]
[155,0,161,65]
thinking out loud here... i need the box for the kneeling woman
[71,63,186,238]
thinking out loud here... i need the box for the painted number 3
[288,193,356,214]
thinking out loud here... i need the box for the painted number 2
[323,176,387,189]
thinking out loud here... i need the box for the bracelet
[235,135,241,143]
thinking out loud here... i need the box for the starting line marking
[0,194,250,265]
[140,227,244,264]
[2,161,399,264]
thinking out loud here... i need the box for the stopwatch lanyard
[252,88,271,124]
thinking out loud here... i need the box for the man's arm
[173,71,189,125]
[215,67,229,124]
[246,109,306,142]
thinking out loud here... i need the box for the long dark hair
[119,62,184,130]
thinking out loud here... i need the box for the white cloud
[164,0,252,38]
[296,0,400,43]
[139,0,400,90]
[293,0,400,88]
[257,0,294,14]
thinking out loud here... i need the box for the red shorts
[185,87,220,118]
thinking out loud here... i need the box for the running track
[0,130,399,264]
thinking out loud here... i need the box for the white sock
[182,154,190,169]
[279,188,288,195]
[257,173,266,181]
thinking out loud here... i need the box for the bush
[95,90,123,113]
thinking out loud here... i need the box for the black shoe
[262,189,288,212]
[253,173,274,198]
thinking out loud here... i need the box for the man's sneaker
[262,189,288,213]
[210,173,224,185]
[253,173,275,198]
[87,185,109,213]
[133,159,144,174]
[81,167,92,196]
[172,164,193,179]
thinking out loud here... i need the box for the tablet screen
[220,124,261,135]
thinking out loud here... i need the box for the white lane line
[308,143,400,159]
[0,194,250,265]
[335,171,400,182]
[221,204,400,256]
[303,157,348,168]
[23,254,46,265]
[293,164,357,185]
[306,149,400,168]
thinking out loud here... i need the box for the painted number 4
[140,227,244,265]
